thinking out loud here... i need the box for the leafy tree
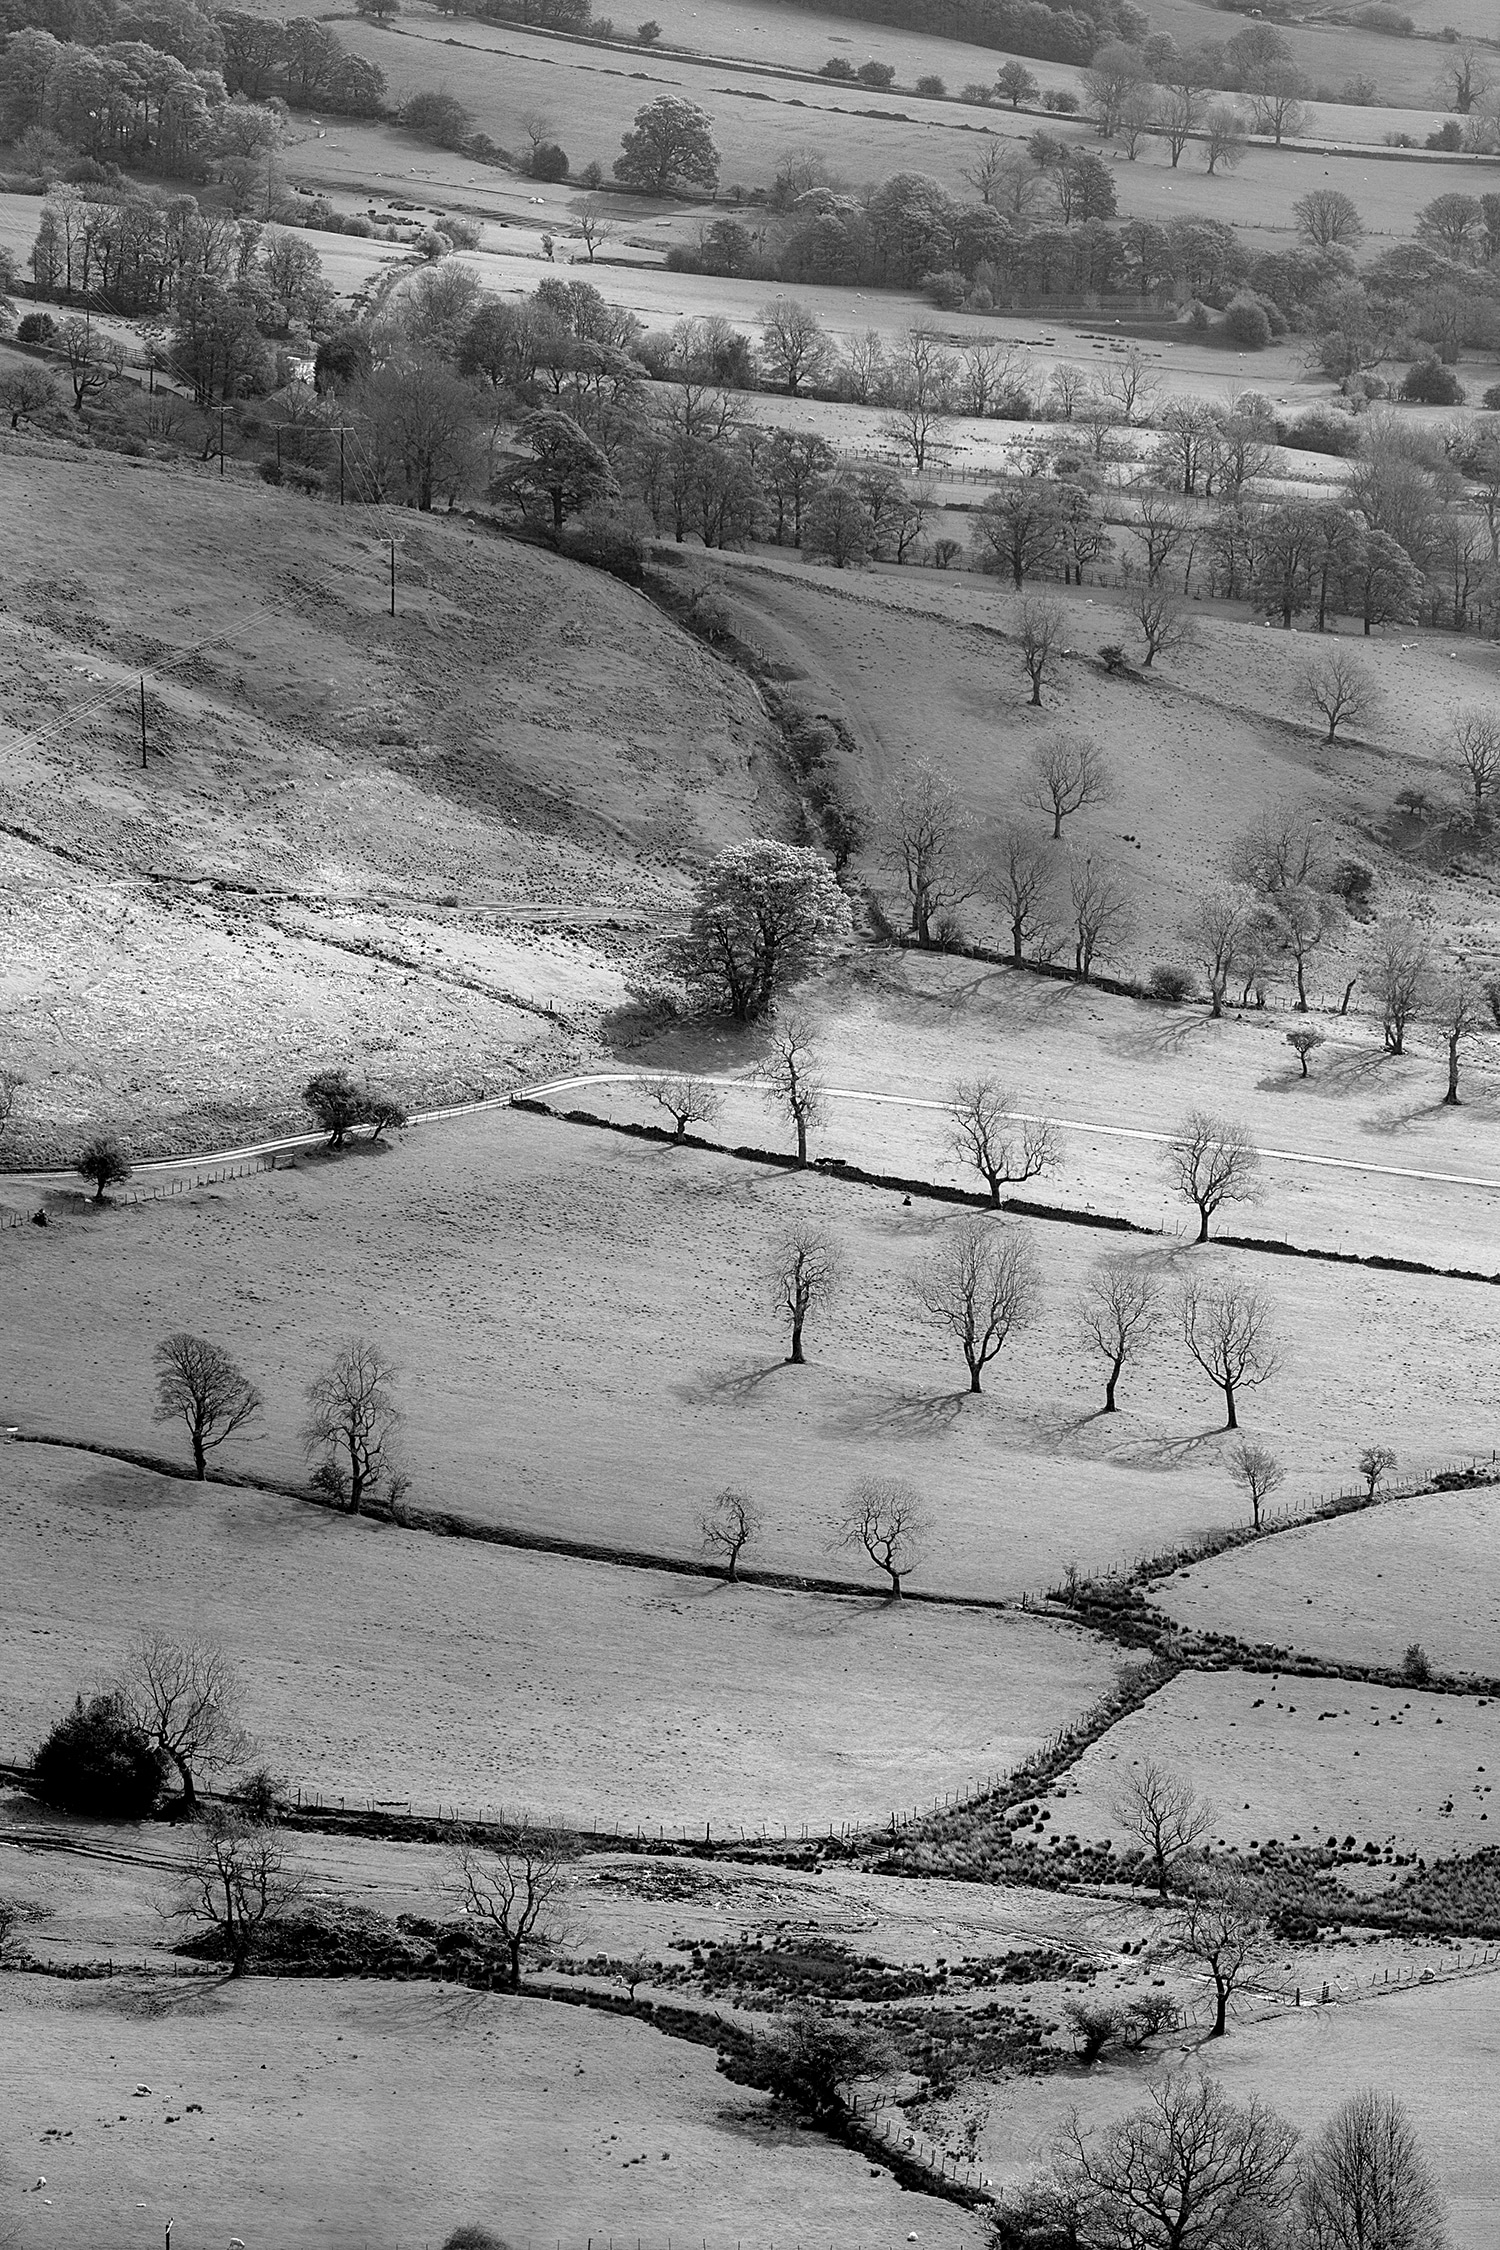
[801,475,873,568]
[302,1337,402,1513]
[360,354,479,511]
[152,1334,262,1478]
[75,1131,132,1204]
[721,2001,893,2120]
[33,1693,162,1818]
[1358,1444,1397,1500]
[995,61,1038,107]
[303,1067,366,1148]
[1202,99,1247,173]
[1,363,56,429]
[504,408,617,533]
[834,1475,926,1596]
[1294,188,1363,247]
[679,840,851,1020]
[613,96,719,195]
[971,476,1067,587]
[759,297,834,396]
[1286,1025,1325,1076]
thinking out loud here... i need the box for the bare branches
[1433,973,1486,1105]
[1303,648,1376,744]
[876,757,974,947]
[948,1078,1061,1206]
[1180,889,1249,1019]
[1364,917,1431,1055]
[1451,708,1500,822]
[1165,1111,1261,1243]
[1112,1758,1212,1896]
[118,1636,250,1809]
[699,1485,758,1581]
[1180,1274,1279,1430]
[1067,853,1133,979]
[1017,596,1065,707]
[1298,2091,1450,2250]
[302,1337,402,1514]
[1228,1439,1284,1527]
[913,1213,1040,1394]
[834,1474,927,1597]
[1030,734,1111,839]
[454,1819,576,1991]
[1077,1253,1161,1413]
[151,1334,262,1479]
[1132,583,1194,669]
[176,1807,304,1975]
[1177,1877,1265,2037]
[763,1218,842,1365]
[989,820,1060,963]
[764,1015,826,1164]
[647,1075,722,1142]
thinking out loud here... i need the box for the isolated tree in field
[699,1485,758,1581]
[764,1016,825,1165]
[302,1338,402,1513]
[1451,709,1500,822]
[75,1132,132,1204]
[1178,1878,1264,2037]
[1045,2075,1297,2246]
[647,1075,721,1142]
[1366,917,1431,1055]
[764,1219,842,1365]
[118,1635,249,1810]
[614,96,719,194]
[995,60,1038,107]
[1180,889,1248,1019]
[1303,649,1375,744]
[1433,975,1484,1105]
[303,1067,366,1149]
[1358,1443,1397,1500]
[680,840,851,1020]
[990,821,1058,963]
[1068,854,1133,979]
[1201,100,1247,175]
[835,1475,926,1597]
[1078,1255,1161,1414]
[1113,1758,1212,1896]
[455,1821,576,1991]
[1030,734,1109,838]
[1132,584,1193,669]
[0,1065,24,1139]
[1229,1439,1285,1528]
[877,758,972,946]
[1166,1111,1261,1243]
[177,1805,303,1975]
[1294,188,1363,248]
[151,1334,262,1480]
[1298,2089,1449,2250]
[1018,597,1065,708]
[1285,1026,1325,1077]
[1181,1275,1278,1430]
[759,298,834,397]
[914,1214,1039,1394]
[948,1079,1060,1205]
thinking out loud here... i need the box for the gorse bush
[33,1694,163,1819]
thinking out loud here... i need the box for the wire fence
[0,1150,286,1225]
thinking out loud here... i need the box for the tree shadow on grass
[1103,1007,1207,1064]
[1108,1425,1227,1470]
[833,1386,972,1437]
[673,1358,792,1406]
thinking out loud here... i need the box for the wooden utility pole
[218,406,225,476]
[389,537,396,617]
[139,677,147,769]
[338,426,345,506]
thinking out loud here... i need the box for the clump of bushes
[1401,357,1464,406]
[1222,294,1272,350]
[1148,964,1193,1003]
[1403,1642,1431,1684]
[32,1694,163,1819]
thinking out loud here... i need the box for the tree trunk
[1011,923,1023,963]
[888,1568,903,1598]
[192,1427,207,1479]
[1298,1051,1309,1078]
[1030,677,1043,708]
[789,1315,805,1365]
[1104,1355,1122,1412]
[508,1936,522,1992]
[1197,1205,1210,1244]
[1224,1381,1238,1431]
[1209,983,1223,1020]
[795,1116,807,1164]
[1211,1979,1228,2036]
[1445,1036,1461,1104]
[172,1751,196,1809]
[968,1362,983,1394]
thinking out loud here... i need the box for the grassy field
[0,1974,987,2250]
[1050,1665,1500,1856]
[7,1106,1500,1604]
[1157,1483,1500,1675]
[0,1444,1122,1826]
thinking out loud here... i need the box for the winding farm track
[8,1069,1500,1201]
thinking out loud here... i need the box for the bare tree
[1166,1111,1261,1243]
[1286,1026,1325,1077]
[834,1475,927,1597]
[1154,80,1204,168]
[1228,801,1327,899]
[1068,854,1133,979]
[914,1214,1040,1394]
[1181,1275,1279,1430]
[1180,889,1248,1019]
[1229,1439,1285,1528]
[1113,1758,1212,1896]
[1298,2090,1450,2250]
[876,758,974,945]
[1100,344,1158,426]
[759,296,835,397]
[948,1079,1060,1205]
[1433,974,1485,1105]
[1202,99,1248,174]
[455,1820,575,1991]
[1451,709,1500,822]
[119,1635,250,1810]
[1017,597,1065,707]
[1046,2075,1297,2246]
[151,1334,262,1479]
[302,1338,402,1513]
[1358,1443,1397,1500]
[1078,1254,1160,1413]
[647,1075,722,1142]
[764,1219,842,1364]
[175,1806,304,1975]
[1274,884,1343,1014]
[1178,1877,1264,2037]
[1365,918,1431,1054]
[1133,584,1194,669]
[764,1016,826,1164]
[989,820,1059,962]
[1030,735,1110,839]
[1303,649,1376,744]
[575,206,614,262]
[699,1485,758,1580]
